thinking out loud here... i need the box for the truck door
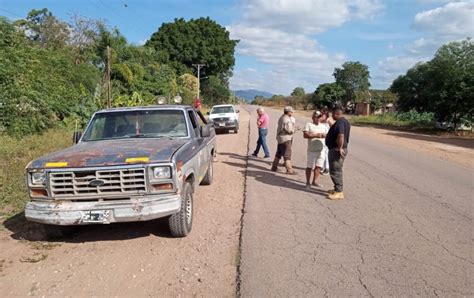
[187,110,209,179]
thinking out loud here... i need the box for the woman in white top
[319,108,334,175]
[303,111,329,189]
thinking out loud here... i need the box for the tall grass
[0,128,72,216]
[351,111,435,128]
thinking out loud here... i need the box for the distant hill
[234,89,273,102]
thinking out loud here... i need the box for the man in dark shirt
[325,107,351,200]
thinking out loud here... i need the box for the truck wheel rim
[185,194,192,224]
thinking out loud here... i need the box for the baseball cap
[284,106,294,113]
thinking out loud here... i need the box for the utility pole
[106,46,112,108]
[192,64,205,99]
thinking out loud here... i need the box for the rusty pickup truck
[25,105,216,237]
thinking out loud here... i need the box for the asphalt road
[239,106,473,297]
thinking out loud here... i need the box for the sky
[1,0,473,95]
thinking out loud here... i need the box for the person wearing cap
[303,110,329,189]
[271,106,297,174]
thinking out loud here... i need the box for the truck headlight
[152,166,172,179]
[31,171,46,186]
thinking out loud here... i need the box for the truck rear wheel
[200,158,214,185]
[168,182,193,237]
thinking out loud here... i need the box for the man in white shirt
[303,110,329,189]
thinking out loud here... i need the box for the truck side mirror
[73,131,82,144]
[206,111,210,115]
[200,124,212,138]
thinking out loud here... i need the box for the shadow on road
[220,152,308,171]
[244,169,328,197]
[3,212,174,242]
[385,131,474,149]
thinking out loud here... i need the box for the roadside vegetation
[0,10,238,137]
[251,39,473,132]
[0,127,72,216]
[351,111,435,128]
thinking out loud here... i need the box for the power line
[87,0,148,38]
[0,8,25,19]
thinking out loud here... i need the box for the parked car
[24,105,216,237]
[436,121,472,131]
[208,104,239,133]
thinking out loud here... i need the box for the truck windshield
[211,106,234,114]
[82,109,188,141]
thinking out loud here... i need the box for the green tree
[313,83,345,108]
[429,39,473,127]
[15,8,70,50]
[291,87,305,97]
[391,38,473,129]
[146,17,238,78]
[201,75,230,106]
[333,61,371,104]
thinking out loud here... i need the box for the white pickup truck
[208,104,240,133]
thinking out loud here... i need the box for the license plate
[82,210,110,223]
[218,123,225,127]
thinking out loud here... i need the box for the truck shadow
[3,212,175,242]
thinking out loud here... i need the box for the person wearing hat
[271,106,297,174]
[303,110,329,189]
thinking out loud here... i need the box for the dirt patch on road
[0,109,250,296]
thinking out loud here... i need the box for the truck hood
[30,138,188,169]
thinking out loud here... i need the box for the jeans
[328,148,347,192]
[254,128,270,157]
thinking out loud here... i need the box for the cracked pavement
[239,106,473,297]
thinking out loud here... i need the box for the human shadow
[3,212,175,242]
[242,167,329,197]
[219,151,308,171]
[385,131,474,150]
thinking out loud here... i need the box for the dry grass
[0,127,73,216]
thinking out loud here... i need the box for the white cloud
[229,0,380,94]
[229,24,345,94]
[413,1,474,37]
[374,1,473,88]
[375,56,429,87]
[241,0,383,34]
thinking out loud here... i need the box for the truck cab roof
[97,105,194,113]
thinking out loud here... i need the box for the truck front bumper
[25,194,181,225]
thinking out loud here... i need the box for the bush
[351,110,435,128]
[396,110,435,125]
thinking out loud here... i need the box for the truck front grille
[214,117,230,122]
[49,168,146,197]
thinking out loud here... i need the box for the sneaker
[327,189,336,194]
[250,153,258,157]
[327,192,344,200]
[321,169,329,176]
[263,156,271,160]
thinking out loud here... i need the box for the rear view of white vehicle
[208,104,240,133]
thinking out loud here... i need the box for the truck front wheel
[168,182,193,237]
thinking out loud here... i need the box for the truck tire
[168,182,193,237]
[200,158,214,185]
[234,124,239,134]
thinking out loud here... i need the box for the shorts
[307,149,325,169]
[276,141,292,160]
